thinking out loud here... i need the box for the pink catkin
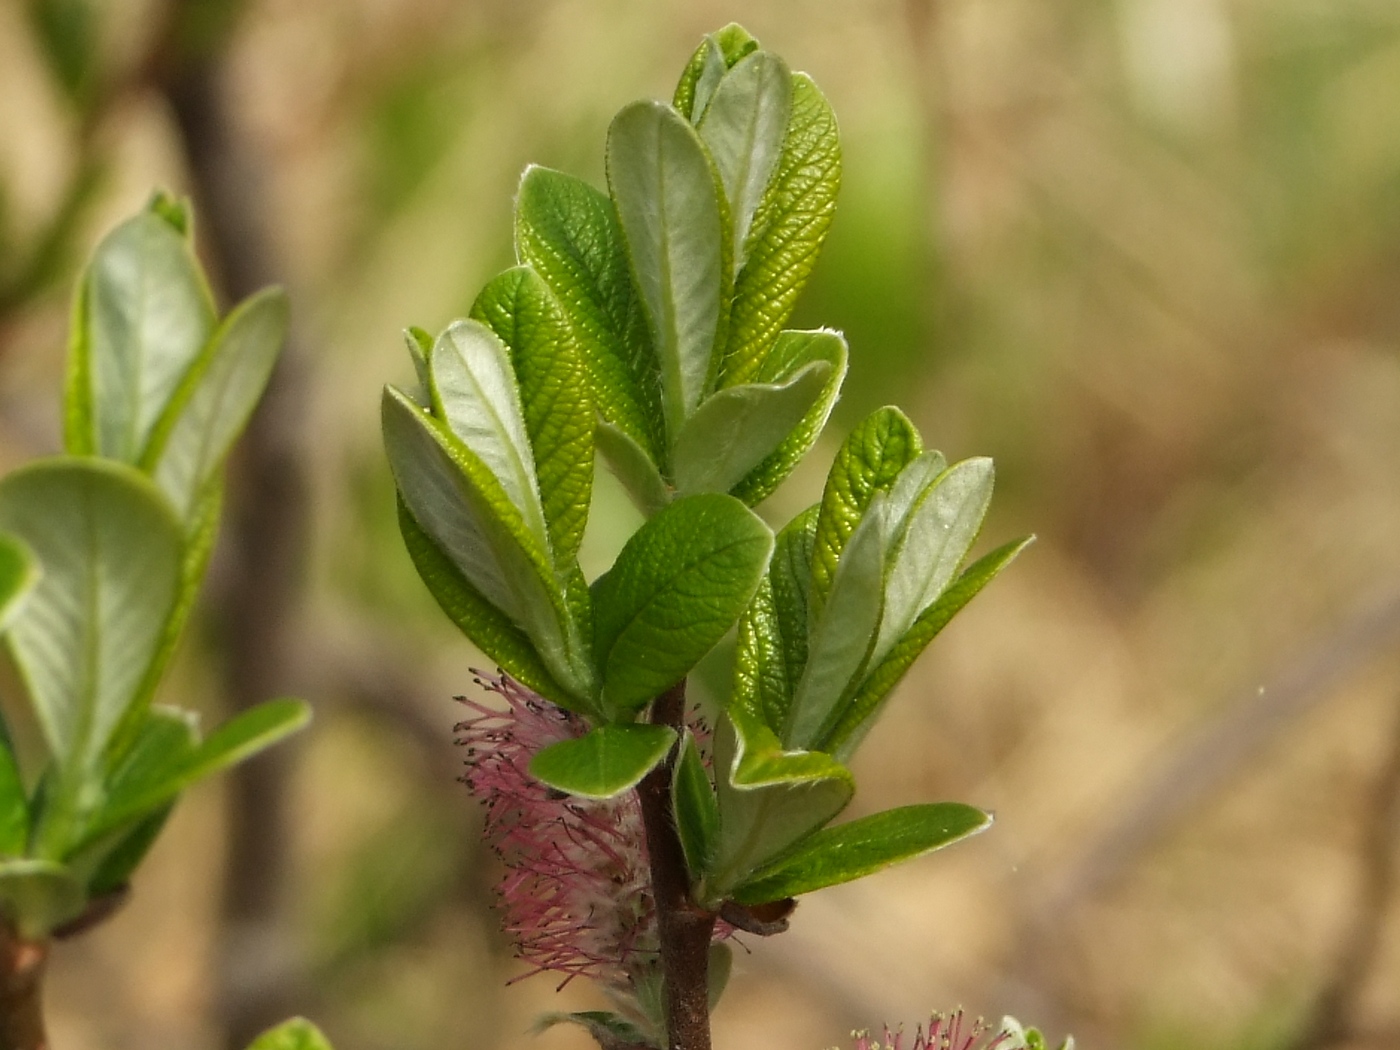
[455,670,729,993]
[850,1011,1017,1050]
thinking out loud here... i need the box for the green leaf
[672,730,719,876]
[595,420,671,517]
[730,329,848,506]
[471,267,594,562]
[426,320,548,550]
[0,460,182,782]
[0,532,39,633]
[729,802,992,905]
[709,706,852,895]
[825,537,1033,760]
[84,699,310,842]
[708,941,733,1011]
[515,166,664,462]
[810,407,921,616]
[143,287,288,522]
[245,1018,335,1050]
[873,456,994,662]
[697,50,792,271]
[0,858,84,938]
[397,502,578,710]
[535,1011,657,1050]
[674,35,728,123]
[528,724,677,799]
[404,326,432,397]
[591,494,772,716]
[671,357,832,497]
[64,204,217,461]
[382,385,592,701]
[85,805,170,897]
[719,73,841,387]
[785,498,887,749]
[28,0,100,106]
[607,100,729,439]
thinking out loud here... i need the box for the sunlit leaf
[64,203,216,461]
[471,267,594,561]
[607,100,729,438]
[245,1018,335,1050]
[529,724,676,799]
[591,494,771,716]
[729,803,992,904]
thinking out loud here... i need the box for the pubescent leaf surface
[0,460,181,790]
[607,100,729,440]
[143,287,288,522]
[672,730,719,876]
[0,532,38,634]
[670,356,831,497]
[729,802,992,904]
[471,266,594,561]
[697,49,792,271]
[64,205,216,462]
[591,494,772,716]
[529,724,677,799]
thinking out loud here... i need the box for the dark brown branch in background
[637,681,717,1050]
[1289,695,1400,1050]
[156,15,312,1047]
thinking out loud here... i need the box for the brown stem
[637,681,717,1050]
[0,928,47,1050]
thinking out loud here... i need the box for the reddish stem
[637,681,717,1050]
[0,927,47,1050]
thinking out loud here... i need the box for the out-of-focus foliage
[2,1,1400,1049]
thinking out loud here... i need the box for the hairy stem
[638,681,717,1050]
[0,928,47,1050]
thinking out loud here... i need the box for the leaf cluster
[0,196,308,940]
[383,20,1030,1029]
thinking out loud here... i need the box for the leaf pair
[0,197,307,939]
[679,406,1028,902]
[384,267,595,709]
[515,23,845,514]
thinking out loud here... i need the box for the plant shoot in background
[383,24,1067,1050]
[0,197,310,1050]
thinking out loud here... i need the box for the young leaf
[591,494,772,716]
[142,287,289,523]
[382,385,592,701]
[784,498,887,749]
[0,532,38,633]
[708,942,733,1011]
[825,536,1033,760]
[471,267,594,561]
[607,100,729,438]
[697,49,792,270]
[0,858,84,938]
[528,724,677,800]
[84,698,310,840]
[810,407,921,616]
[730,329,848,506]
[672,730,719,875]
[729,802,992,904]
[595,420,671,517]
[245,1018,335,1050]
[515,166,664,463]
[873,456,994,661]
[719,73,840,387]
[64,203,217,461]
[670,357,832,497]
[397,502,582,711]
[427,319,549,550]
[84,805,171,897]
[674,35,728,123]
[708,706,852,894]
[0,460,181,778]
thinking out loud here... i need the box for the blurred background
[2,0,1400,1047]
